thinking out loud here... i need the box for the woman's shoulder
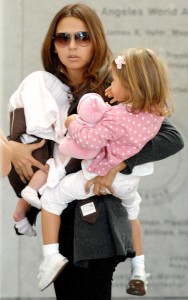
[9,71,72,111]
[21,71,70,91]
[15,71,72,103]
[21,70,53,83]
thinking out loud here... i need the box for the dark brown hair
[41,3,112,95]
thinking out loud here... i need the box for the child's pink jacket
[60,93,164,176]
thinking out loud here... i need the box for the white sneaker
[21,186,41,209]
[126,272,150,296]
[38,253,69,291]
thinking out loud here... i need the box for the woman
[8,3,184,300]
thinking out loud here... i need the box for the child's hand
[65,114,77,128]
[109,98,117,104]
[105,86,113,98]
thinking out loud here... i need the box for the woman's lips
[68,55,79,61]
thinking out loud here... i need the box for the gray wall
[1,0,188,299]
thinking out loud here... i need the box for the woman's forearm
[123,118,184,174]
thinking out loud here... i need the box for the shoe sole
[126,279,146,296]
[14,224,37,237]
[39,259,69,291]
[14,225,24,236]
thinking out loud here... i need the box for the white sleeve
[9,71,72,142]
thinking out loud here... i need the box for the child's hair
[112,47,174,116]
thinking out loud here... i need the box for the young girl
[37,47,173,294]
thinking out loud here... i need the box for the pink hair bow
[115,55,126,69]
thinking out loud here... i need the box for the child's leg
[112,173,150,296]
[125,206,150,296]
[13,198,31,222]
[29,169,48,190]
[126,205,151,296]
[126,219,150,296]
[37,170,92,291]
[21,169,48,209]
[41,209,61,245]
[41,170,94,212]
[130,218,144,276]
[123,197,148,296]
[131,218,143,256]
[38,209,68,291]
[13,198,36,237]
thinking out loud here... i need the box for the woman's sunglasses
[52,31,91,48]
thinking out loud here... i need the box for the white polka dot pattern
[68,103,163,176]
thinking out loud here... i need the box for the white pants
[41,170,141,220]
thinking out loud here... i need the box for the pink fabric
[77,93,109,124]
[59,134,99,160]
[59,93,110,159]
[61,93,164,175]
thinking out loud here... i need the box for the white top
[9,71,72,143]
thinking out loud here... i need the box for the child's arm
[67,108,122,151]
[123,118,184,174]
[67,107,163,159]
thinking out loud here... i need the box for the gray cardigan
[74,196,135,266]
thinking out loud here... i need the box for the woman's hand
[9,139,48,182]
[65,114,77,128]
[85,161,127,196]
